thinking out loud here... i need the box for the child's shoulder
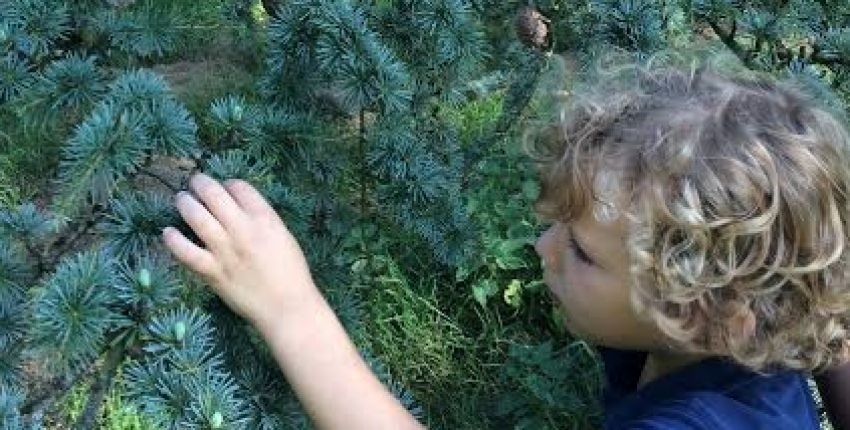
[600,347,820,429]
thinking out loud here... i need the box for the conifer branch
[22,234,46,276]
[45,206,107,270]
[74,341,125,430]
[705,16,749,65]
[810,51,850,67]
[137,167,179,193]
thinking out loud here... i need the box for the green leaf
[521,179,538,201]
[455,258,483,282]
[494,237,529,270]
[503,279,523,308]
[350,258,368,274]
[524,279,545,293]
[471,279,498,307]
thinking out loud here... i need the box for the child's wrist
[251,280,327,339]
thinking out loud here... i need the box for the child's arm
[815,361,850,430]
[161,173,424,430]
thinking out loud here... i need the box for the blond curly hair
[525,49,850,373]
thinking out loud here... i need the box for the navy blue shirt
[599,347,820,429]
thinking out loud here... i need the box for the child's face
[534,208,663,350]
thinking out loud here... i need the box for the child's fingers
[174,191,229,251]
[223,179,278,220]
[162,226,221,281]
[189,173,247,234]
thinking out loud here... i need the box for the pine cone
[515,6,551,51]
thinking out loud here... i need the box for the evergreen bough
[2,0,850,429]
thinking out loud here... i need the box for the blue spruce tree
[3,0,850,429]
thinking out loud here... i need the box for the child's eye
[568,235,594,266]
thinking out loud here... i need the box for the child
[161,51,850,429]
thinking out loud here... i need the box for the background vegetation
[1,0,849,429]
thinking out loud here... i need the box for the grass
[0,111,65,207]
[152,55,257,118]
[360,256,495,429]
[53,369,160,430]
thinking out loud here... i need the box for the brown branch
[729,16,737,41]
[19,234,47,276]
[811,51,850,67]
[74,343,126,430]
[137,167,179,193]
[45,210,106,268]
[705,16,748,65]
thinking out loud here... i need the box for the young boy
[161,53,850,429]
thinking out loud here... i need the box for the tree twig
[74,342,126,430]
[23,236,46,277]
[810,51,850,67]
[705,16,749,65]
[45,209,107,268]
[137,167,179,193]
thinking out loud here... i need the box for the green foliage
[99,191,188,260]
[259,0,494,268]
[52,102,151,216]
[31,249,130,374]
[0,54,30,103]
[0,243,27,384]
[494,341,603,429]
[58,378,162,430]
[0,387,22,430]
[124,307,251,429]
[50,68,200,218]
[4,0,849,429]
[207,95,263,149]
[312,1,412,114]
[105,1,182,59]
[358,253,488,428]
[0,201,63,246]
[22,53,106,124]
[115,252,181,315]
[590,0,666,54]
[7,0,70,60]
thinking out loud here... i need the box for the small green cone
[210,411,224,429]
[138,268,152,288]
[173,321,186,341]
[233,105,243,122]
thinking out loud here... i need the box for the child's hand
[161,173,318,329]
[162,173,424,430]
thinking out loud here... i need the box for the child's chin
[560,314,591,341]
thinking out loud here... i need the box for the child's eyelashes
[568,234,594,266]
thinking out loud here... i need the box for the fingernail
[193,172,210,184]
